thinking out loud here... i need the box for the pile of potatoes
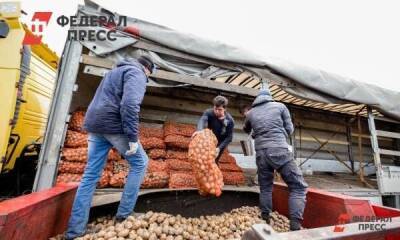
[51,206,290,240]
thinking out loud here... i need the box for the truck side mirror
[0,20,9,38]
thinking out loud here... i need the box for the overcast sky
[19,0,400,92]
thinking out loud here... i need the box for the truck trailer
[1,0,400,239]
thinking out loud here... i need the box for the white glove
[288,145,293,153]
[125,142,139,156]
[216,147,220,156]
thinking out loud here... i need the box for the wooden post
[346,119,355,174]
[367,107,384,193]
[357,114,365,180]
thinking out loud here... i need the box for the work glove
[125,142,139,156]
[215,147,220,156]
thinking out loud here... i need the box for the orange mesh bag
[168,172,198,189]
[166,159,192,172]
[164,135,191,149]
[57,173,82,183]
[98,170,111,188]
[222,171,245,185]
[139,126,164,139]
[68,110,86,132]
[105,160,114,172]
[113,160,130,174]
[147,159,169,173]
[147,148,166,159]
[58,161,86,174]
[108,148,121,161]
[62,147,87,162]
[64,130,87,148]
[141,172,169,189]
[218,150,236,164]
[140,137,166,150]
[164,122,196,137]
[165,150,188,160]
[109,171,128,187]
[218,163,243,172]
[188,129,224,196]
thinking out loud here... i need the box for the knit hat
[137,55,154,73]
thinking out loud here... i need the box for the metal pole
[33,36,83,191]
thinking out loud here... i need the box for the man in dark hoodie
[194,95,234,163]
[243,86,308,231]
[65,56,154,239]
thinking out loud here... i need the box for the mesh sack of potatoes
[68,110,86,132]
[140,137,166,150]
[109,171,128,187]
[168,172,198,189]
[56,173,82,183]
[97,170,112,188]
[141,171,170,189]
[222,171,245,185]
[219,150,236,164]
[104,160,114,172]
[147,159,169,173]
[165,149,188,160]
[64,130,88,148]
[108,148,122,161]
[139,126,164,139]
[188,129,224,196]
[147,148,166,159]
[58,161,86,174]
[163,121,196,137]
[166,159,192,172]
[113,159,130,174]
[218,163,243,172]
[62,147,87,162]
[164,135,191,149]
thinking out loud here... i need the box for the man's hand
[191,131,200,139]
[125,142,139,156]
[216,147,220,156]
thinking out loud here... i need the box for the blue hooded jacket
[83,59,147,142]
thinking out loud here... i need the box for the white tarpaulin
[80,0,400,121]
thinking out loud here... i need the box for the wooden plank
[81,54,259,97]
[376,130,400,139]
[379,149,400,157]
[152,70,259,97]
[80,54,114,68]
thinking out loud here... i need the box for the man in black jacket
[194,95,235,162]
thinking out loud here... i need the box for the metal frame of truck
[34,0,400,207]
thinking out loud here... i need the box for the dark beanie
[137,55,154,73]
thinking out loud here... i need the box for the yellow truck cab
[0,2,58,195]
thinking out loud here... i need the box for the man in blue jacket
[195,95,235,163]
[65,56,154,239]
[243,87,308,231]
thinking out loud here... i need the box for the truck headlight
[0,2,21,18]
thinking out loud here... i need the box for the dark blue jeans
[256,147,308,221]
